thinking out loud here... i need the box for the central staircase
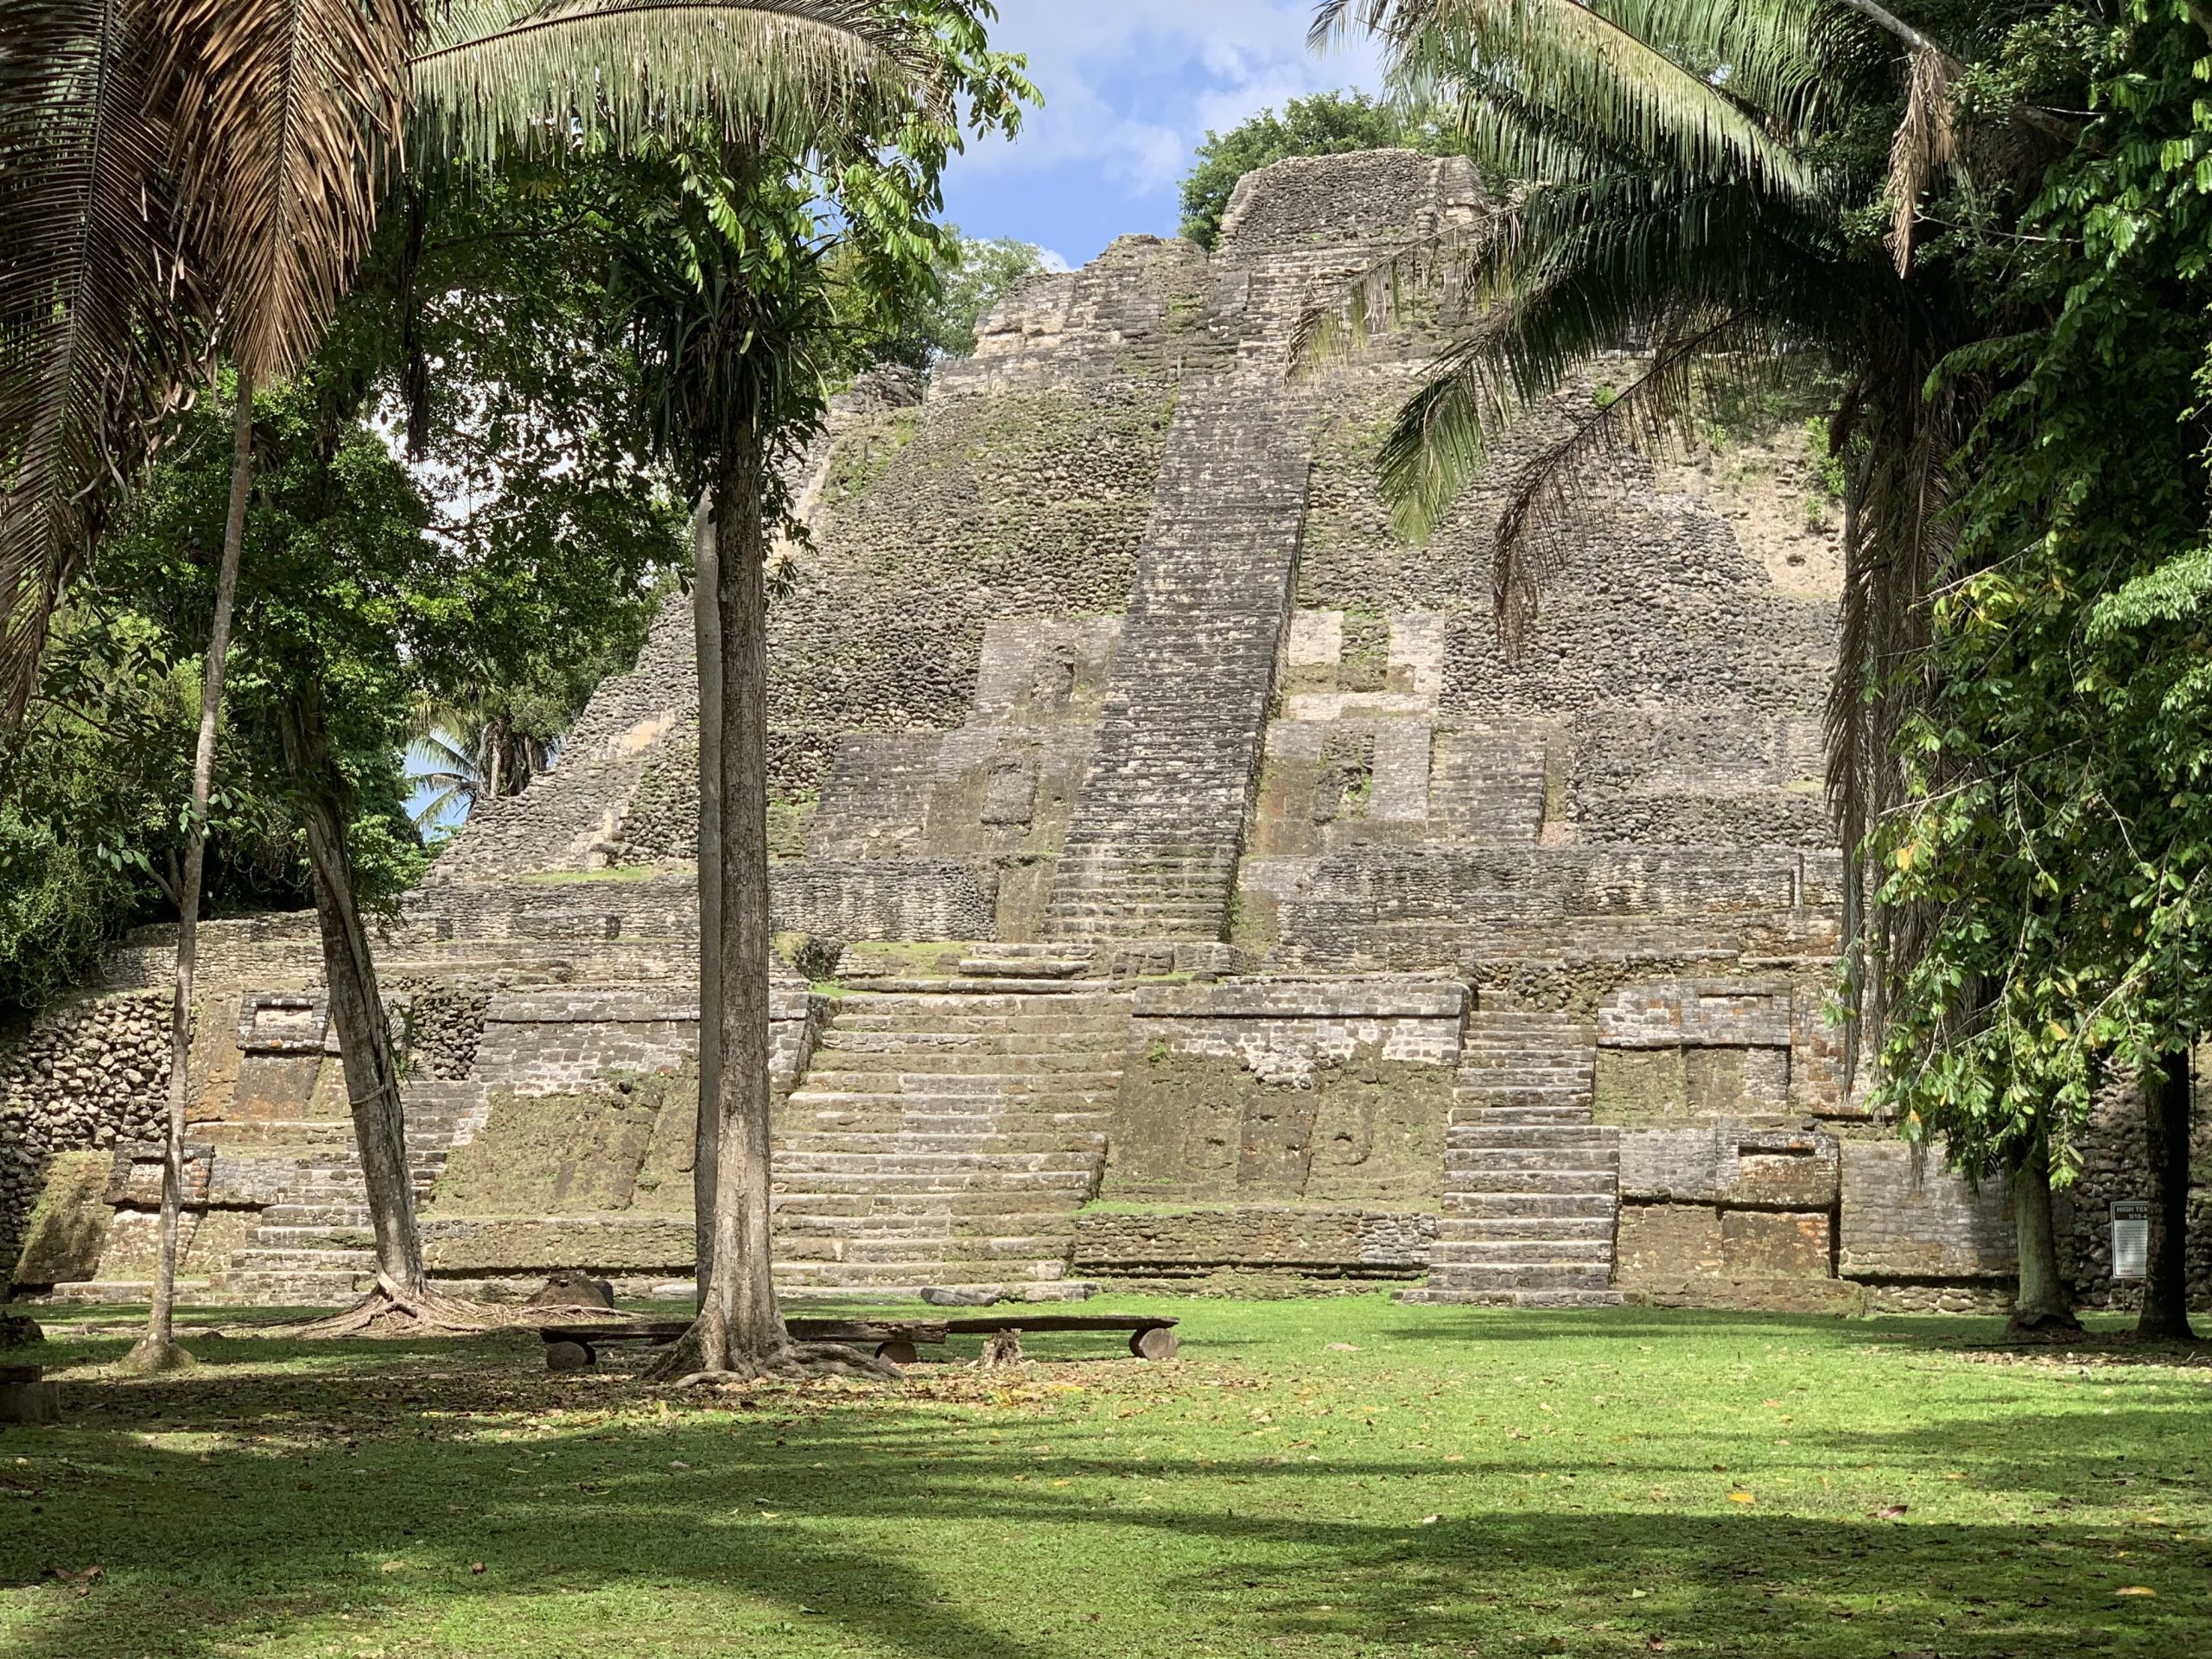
[771,985,1132,1290]
[1411,1009,1624,1306]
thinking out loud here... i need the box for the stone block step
[249,1225,376,1247]
[1400,1287,1625,1308]
[1427,1253,1617,1281]
[1430,1239,1615,1266]
[836,993,1131,1017]
[797,1069,1125,1095]
[1440,1167,1619,1196]
[776,1131,1106,1156]
[808,1046,1125,1071]
[260,1204,372,1226]
[1442,1192,1619,1220]
[227,1248,378,1271]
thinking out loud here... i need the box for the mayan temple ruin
[6,149,2181,1316]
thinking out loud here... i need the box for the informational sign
[2112,1201,2152,1281]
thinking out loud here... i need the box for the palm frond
[1315,0,1819,200]
[1591,0,1834,132]
[1362,172,1864,537]
[1488,310,1798,642]
[166,0,419,384]
[0,0,196,721]
[1884,45,1958,276]
[409,0,933,167]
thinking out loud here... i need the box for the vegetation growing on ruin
[7,1298,2210,1657]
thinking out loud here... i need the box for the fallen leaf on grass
[1419,1514,1441,1525]
[1877,1504,1909,1519]
[469,1563,486,1575]
[2115,1586,2157,1597]
[1727,1492,1755,1504]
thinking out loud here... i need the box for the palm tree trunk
[2140,1051,2196,1341]
[126,372,256,1376]
[703,436,784,1366]
[691,501,723,1308]
[280,693,429,1302]
[2008,1134,2078,1335]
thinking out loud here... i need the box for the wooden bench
[537,1313,1179,1370]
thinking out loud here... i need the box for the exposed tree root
[2005,1306,2087,1343]
[267,1276,523,1339]
[117,1337,197,1376]
[646,1333,901,1387]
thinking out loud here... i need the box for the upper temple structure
[10,151,2196,1315]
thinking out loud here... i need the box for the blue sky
[939,2,1386,269]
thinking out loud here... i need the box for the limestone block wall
[1098,979,1464,1281]
[0,992,168,1276]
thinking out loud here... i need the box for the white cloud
[1035,247,1073,274]
[960,0,1386,198]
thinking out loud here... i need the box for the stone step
[797,1069,1125,1094]
[835,992,1131,1017]
[258,1211,372,1238]
[783,1099,1118,1128]
[227,1247,377,1271]
[772,1157,1098,1184]
[1440,1167,1619,1196]
[1425,1260,1618,1287]
[250,1224,377,1247]
[1431,1239,1615,1266]
[777,1131,1106,1156]
[1443,1192,1618,1220]
[817,1028,1128,1055]
[958,957,1090,979]
[1399,1286,1625,1308]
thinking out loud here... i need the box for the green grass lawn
[3,1296,2209,1657]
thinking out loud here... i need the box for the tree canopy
[1179,90,1448,249]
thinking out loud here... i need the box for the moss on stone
[11,1150,112,1285]
[430,1085,669,1216]
[1104,1047,1453,1205]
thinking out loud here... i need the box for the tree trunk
[280,694,428,1301]
[2140,1051,2196,1341]
[692,501,723,1309]
[126,372,255,1376]
[644,448,890,1386]
[2008,1135,2079,1336]
[700,438,783,1368]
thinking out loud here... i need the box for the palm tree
[408,692,562,828]
[3,0,931,1363]
[1304,0,2083,1326]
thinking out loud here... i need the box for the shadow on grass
[3,1313,2209,1659]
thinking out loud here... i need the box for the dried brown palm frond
[163,0,421,386]
[0,0,201,719]
[1884,44,1958,277]
[1825,352,1964,1077]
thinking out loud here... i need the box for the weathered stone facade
[8,150,2204,1310]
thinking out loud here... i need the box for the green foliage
[1867,5,2212,1179]
[872,229,1051,366]
[1179,91,1448,249]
